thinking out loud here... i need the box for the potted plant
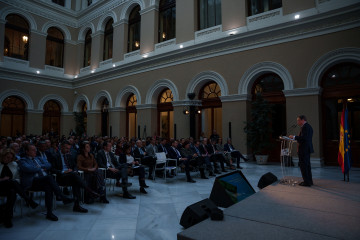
[244,93,274,164]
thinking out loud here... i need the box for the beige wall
[137,108,157,138]
[222,0,247,31]
[61,114,75,136]
[283,0,316,15]
[173,106,190,139]
[109,110,121,137]
[29,32,46,69]
[176,0,196,44]
[64,42,78,75]
[91,33,103,69]
[26,112,43,135]
[140,8,157,54]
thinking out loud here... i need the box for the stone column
[220,95,250,157]
[29,30,47,69]
[140,6,158,54]
[112,21,127,62]
[90,31,104,70]
[108,107,124,138]
[63,40,78,75]
[26,110,43,135]
[136,104,157,139]
[284,88,323,167]
[61,112,75,136]
[77,40,84,74]
[176,0,196,43]
[0,20,5,62]
[222,0,247,31]
[86,110,102,136]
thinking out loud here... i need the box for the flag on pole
[338,103,352,174]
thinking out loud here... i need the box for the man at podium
[289,115,314,187]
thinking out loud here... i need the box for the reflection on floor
[1,162,359,240]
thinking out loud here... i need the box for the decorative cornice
[172,100,202,107]
[283,88,323,97]
[108,107,126,112]
[91,31,104,38]
[136,104,157,110]
[30,29,47,37]
[27,109,43,114]
[220,94,251,102]
[87,110,101,114]
[61,112,74,116]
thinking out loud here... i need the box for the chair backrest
[156,152,167,162]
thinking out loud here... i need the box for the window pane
[45,27,64,68]
[4,14,29,60]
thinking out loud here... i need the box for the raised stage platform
[177,177,360,240]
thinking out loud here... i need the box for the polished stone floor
[1,162,359,240]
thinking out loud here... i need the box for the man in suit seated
[208,139,227,173]
[167,139,196,183]
[97,141,135,199]
[133,140,156,180]
[157,138,168,156]
[192,140,215,177]
[224,138,248,169]
[180,140,208,179]
[18,143,74,221]
[50,141,100,210]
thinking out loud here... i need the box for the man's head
[37,141,47,152]
[297,115,307,127]
[103,141,112,152]
[160,138,167,145]
[10,142,20,154]
[171,139,178,148]
[227,138,232,144]
[195,140,201,147]
[136,140,142,148]
[25,144,37,158]
[60,141,71,154]
[150,138,156,145]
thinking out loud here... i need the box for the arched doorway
[199,81,222,139]
[101,98,109,137]
[158,88,174,139]
[42,100,61,136]
[251,73,286,162]
[1,96,25,137]
[126,94,137,139]
[321,62,360,167]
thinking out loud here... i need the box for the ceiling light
[36,70,40,74]
[294,14,300,20]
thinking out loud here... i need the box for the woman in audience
[0,148,38,228]
[77,142,108,203]
[121,144,149,194]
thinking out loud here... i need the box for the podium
[279,136,297,186]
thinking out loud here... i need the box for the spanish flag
[338,103,352,174]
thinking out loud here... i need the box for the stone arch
[186,71,229,99]
[307,47,360,88]
[119,0,145,21]
[238,61,293,95]
[73,94,91,112]
[38,94,69,112]
[115,85,141,108]
[149,0,160,7]
[78,23,96,41]
[41,21,71,40]
[0,7,37,30]
[96,11,117,31]
[91,90,113,110]
[146,79,179,104]
[0,89,34,110]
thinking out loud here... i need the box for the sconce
[162,32,166,39]
[22,35,28,43]
[183,106,190,115]
[135,41,140,48]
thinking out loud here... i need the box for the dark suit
[50,152,88,201]
[133,147,155,177]
[96,149,128,184]
[295,122,314,185]
[168,146,193,181]
[224,143,247,167]
[207,144,226,172]
[18,156,63,214]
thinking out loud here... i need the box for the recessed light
[36,70,40,74]
[113,64,116,67]
[143,55,148,58]
[91,70,95,73]
[74,75,78,79]
[180,45,184,48]
[294,14,300,19]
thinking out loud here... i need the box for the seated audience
[224,138,248,169]
[133,140,156,180]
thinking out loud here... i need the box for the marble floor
[1,162,359,240]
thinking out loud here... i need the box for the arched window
[248,0,282,16]
[321,62,360,167]
[4,14,29,60]
[251,73,284,101]
[43,100,61,136]
[158,89,174,139]
[1,96,25,136]
[83,30,92,67]
[199,82,222,139]
[103,19,113,60]
[198,0,222,30]
[126,94,138,139]
[159,0,176,43]
[128,5,141,52]
[45,27,64,68]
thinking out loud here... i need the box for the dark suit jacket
[96,149,121,169]
[199,144,209,155]
[50,152,77,176]
[167,146,181,160]
[295,122,314,155]
[223,143,234,152]
[133,147,146,160]
[18,155,52,190]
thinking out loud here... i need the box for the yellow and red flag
[338,104,352,174]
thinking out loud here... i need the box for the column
[176,0,196,44]
[63,40,79,75]
[29,30,47,69]
[284,89,323,167]
[0,20,5,62]
[90,31,104,69]
[61,112,75,136]
[136,104,157,139]
[26,110,43,135]
[220,95,250,157]
[108,108,124,138]
[86,110,101,136]
[140,6,158,54]
[77,40,84,73]
[112,21,127,62]
[221,0,247,31]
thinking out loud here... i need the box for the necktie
[63,154,70,169]
[34,158,47,176]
